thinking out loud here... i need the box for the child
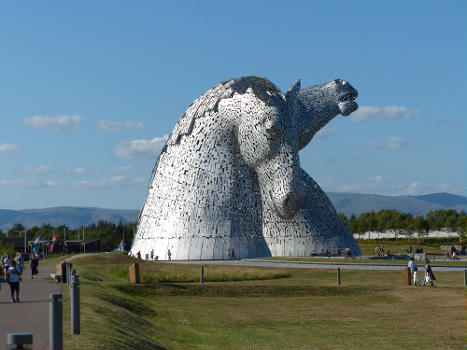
[412,266,421,286]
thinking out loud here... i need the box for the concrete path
[173,258,467,272]
[0,264,62,350]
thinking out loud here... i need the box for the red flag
[50,234,58,253]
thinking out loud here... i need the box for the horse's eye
[266,126,282,139]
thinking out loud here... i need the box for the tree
[414,215,429,244]
[338,212,348,227]
[455,212,467,243]
[348,214,358,235]
[357,214,369,237]
[7,223,26,238]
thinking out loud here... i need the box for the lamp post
[23,230,27,254]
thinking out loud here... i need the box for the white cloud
[68,167,89,174]
[25,165,52,174]
[23,114,84,132]
[371,175,383,182]
[0,143,20,154]
[315,126,338,139]
[320,175,466,197]
[109,166,132,172]
[0,179,59,189]
[361,141,381,149]
[71,175,145,189]
[98,120,144,132]
[361,136,408,150]
[385,136,407,150]
[114,135,169,159]
[350,106,421,123]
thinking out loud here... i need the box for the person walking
[423,259,436,286]
[150,249,154,260]
[14,252,24,272]
[408,257,415,285]
[2,253,11,279]
[167,249,172,261]
[30,253,39,279]
[7,260,22,303]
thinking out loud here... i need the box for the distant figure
[374,246,379,256]
[445,251,450,259]
[167,249,172,261]
[30,253,39,279]
[345,247,351,258]
[423,259,435,286]
[461,245,466,255]
[408,257,416,285]
[412,266,421,286]
[231,249,236,260]
[450,245,456,255]
[14,252,24,272]
[227,249,231,260]
[386,248,391,256]
[136,251,141,259]
[150,249,154,260]
[7,260,22,303]
[409,245,413,253]
[2,253,11,278]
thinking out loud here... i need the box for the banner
[49,234,58,253]
[32,236,41,253]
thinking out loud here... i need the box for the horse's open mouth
[339,91,358,103]
[338,91,358,116]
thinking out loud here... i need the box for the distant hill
[0,207,139,231]
[327,192,466,216]
[0,192,465,230]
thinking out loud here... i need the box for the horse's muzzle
[273,191,302,219]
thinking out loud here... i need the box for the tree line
[339,209,467,242]
[0,209,466,252]
[0,220,137,252]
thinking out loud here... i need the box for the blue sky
[0,1,465,210]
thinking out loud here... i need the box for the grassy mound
[61,253,466,350]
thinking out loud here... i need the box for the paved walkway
[0,264,62,350]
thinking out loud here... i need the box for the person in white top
[7,260,22,303]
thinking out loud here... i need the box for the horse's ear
[286,80,301,101]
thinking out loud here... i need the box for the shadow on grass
[114,282,380,298]
[96,288,158,318]
[89,303,165,350]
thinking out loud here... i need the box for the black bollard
[60,262,67,284]
[70,274,80,334]
[7,333,33,350]
[464,270,467,288]
[49,293,63,350]
[200,266,204,284]
[337,268,341,285]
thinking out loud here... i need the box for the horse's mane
[166,76,284,147]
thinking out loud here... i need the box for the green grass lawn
[59,254,466,350]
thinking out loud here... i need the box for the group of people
[445,245,466,259]
[374,246,391,256]
[408,257,436,286]
[1,251,41,303]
